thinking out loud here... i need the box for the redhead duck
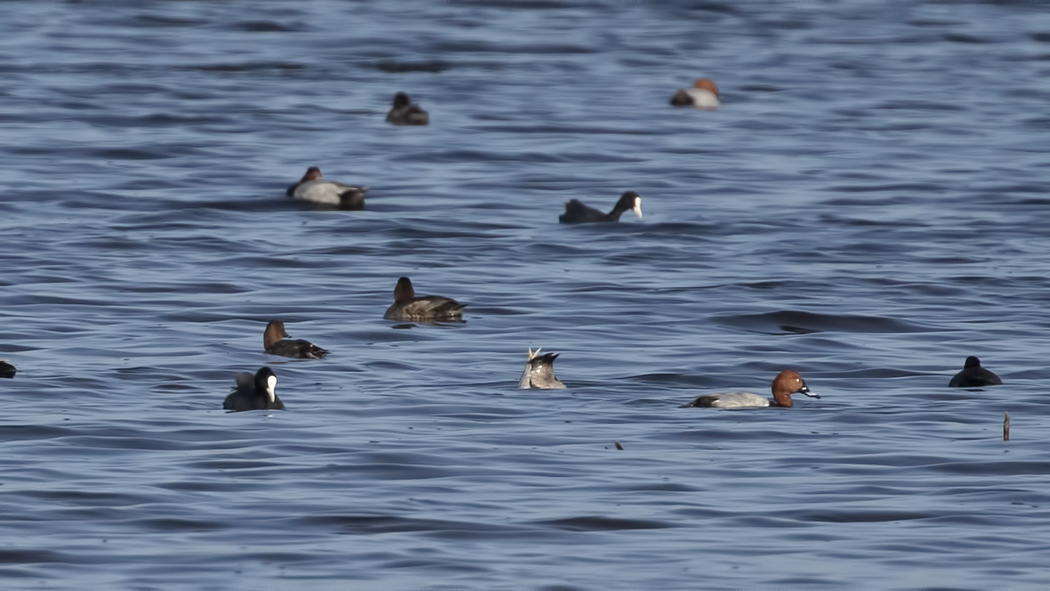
[223,367,284,412]
[383,277,466,322]
[264,320,328,359]
[286,166,368,210]
[670,78,720,110]
[559,191,643,224]
[386,92,429,126]
[948,356,1002,388]
[0,359,15,378]
[518,347,566,389]
[682,370,818,408]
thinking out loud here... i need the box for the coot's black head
[964,356,981,369]
[613,191,643,219]
[254,366,278,403]
[392,92,412,108]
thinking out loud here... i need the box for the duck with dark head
[386,92,429,126]
[383,277,465,322]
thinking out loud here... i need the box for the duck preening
[286,166,368,210]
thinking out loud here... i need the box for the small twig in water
[1004,412,1010,441]
[614,441,624,450]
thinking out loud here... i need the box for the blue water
[3,1,1050,588]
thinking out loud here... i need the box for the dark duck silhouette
[383,277,465,322]
[559,191,643,224]
[948,356,1002,388]
[385,92,429,126]
[264,320,328,359]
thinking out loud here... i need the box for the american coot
[223,367,285,412]
[681,370,819,409]
[948,356,1002,388]
[559,191,643,224]
[0,359,16,379]
[286,166,368,210]
[383,277,466,322]
[670,78,720,110]
[264,320,328,359]
[518,347,566,389]
[385,92,429,126]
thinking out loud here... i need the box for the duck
[681,369,819,409]
[286,166,368,210]
[383,277,466,322]
[263,320,328,359]
[223,367,285,412]
[385,92,429,126]
[559,191,643,224]
[518,347,566,389]
[670,78,720,110]
[0,359,16,379]
[948,356,1002,388]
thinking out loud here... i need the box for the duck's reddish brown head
[770,369,818,407]
[694,78,719,96]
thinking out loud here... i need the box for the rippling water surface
[4,1,1050,588]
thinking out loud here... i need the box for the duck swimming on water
[286,166,368,210]
[385,92,429,126]
[948,356,1002,388]
[383,277,466,322]
[670,78,720,110]
[263,320,328,359]
[681,370,818,409]
[559,191,643,224]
